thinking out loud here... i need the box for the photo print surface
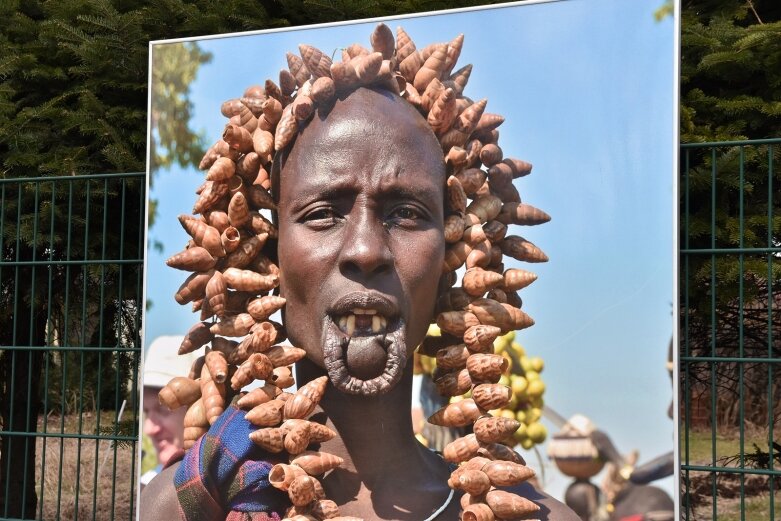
[143,0,676,518]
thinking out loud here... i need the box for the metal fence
[680,138,781,520]
[0,172,145,521]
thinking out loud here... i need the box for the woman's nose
[339,213,393,278]
[144,416,162,436]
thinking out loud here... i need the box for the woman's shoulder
[140,462,183,521]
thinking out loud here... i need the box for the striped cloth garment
[174,405,289,521]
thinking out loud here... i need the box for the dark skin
[140,88,578,520]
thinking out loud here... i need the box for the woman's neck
[294,358,456,519]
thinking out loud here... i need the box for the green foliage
[681,1,781,317]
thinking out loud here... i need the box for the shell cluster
[161,21,550,521]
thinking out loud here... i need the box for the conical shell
[444,213,465,244]
[427,398,480,427]
[166,246,216,272]
[466,353,508,383]
[299,44,332,79]
[245,398,285,427]
[292,95,314,122]
[462,224,487,246]
[200,364,227,425]
[398,50,424,83]
[463,268,504,297]
[437,287,473,313]
[395,27,416,62]
[262,97,283,126]
[286,52,310,87]
[497,202,551,226]
[442,33,464,78]
[237,321,279,355]
[174,270,213,305]
[225,234,266,270]
[446,146,468,169]
[210,313,255,337]
[158,377,201,410]
[428,88,458,136]
[205,349,229,384]
[183,398,208,450]
[310,76,336,105]
[275,105,298,151]
[473,415,520,444]
[270,366,295,388]
[464,139,482,167]
[436,310,479,337]
[269,463,307,491]
[249,213,278,239]
[497,303,533,330]
[237,104,258,132]
[280,68,296,96]
[455,168,486,196]
[264,79,282,102]
[249,427,285,453]
[237,383,281,409]
[413,43,448,92]
[482,221,507,243]
[193,180,229,214]
[205,210,231,234]
[481,460,535,486]
[370,23,395,60]
[199,139,238,171]
[290,451,344,476]
[434,368,472,397]
[471,383,511,411]
[501,157,533,179]
[466,298,507,328]
[443,433,480,463]
[252,128,274,157]
[221,99,244,118]
[466,195,503,224]
[479,144,503,167]
[463,325,501,353]
[466,239,492,270]
[211,336,242,364]
[205,270,227,318]
[288,475,317,507]
[221,226,240,253]
[205,156,236,182]
[448,63,472,95]
[487,162,513,187]
[247,295,286,321]
[420,78,445,113]
[223,267,279,292]
[179,216,225,258]
[475,113,505,134]
[282,420,335,444]
[462,503,495,521]
[265,345,307,367]
[443,241,469,272]
[223,124,254,154]
[485,490,540,518]
[179,321,213,355]
[188,355,205,381]
[283,420,312,455]
[457,469,491,496]
[500,268,537,292]
[447,175,466,213]
[477,442,526,465]
[435,344,470,370]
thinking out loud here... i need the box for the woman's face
[277,88,446,395]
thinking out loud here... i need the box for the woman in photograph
[141,23,578,521]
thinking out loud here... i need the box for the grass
[34,411,136,521]
[682,427,781,521]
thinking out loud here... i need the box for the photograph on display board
[140,1,676,519]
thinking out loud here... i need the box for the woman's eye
[389,206,421,221]
[304,208,337,223]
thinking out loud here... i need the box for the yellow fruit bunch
[416,328,548,451]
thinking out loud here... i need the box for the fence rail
[680,138,780,520]
[0,172,145,521]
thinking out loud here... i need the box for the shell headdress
[162,22,550,521]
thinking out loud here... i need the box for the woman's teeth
[337,309,388,335]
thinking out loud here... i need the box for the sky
[145,0,676,501]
